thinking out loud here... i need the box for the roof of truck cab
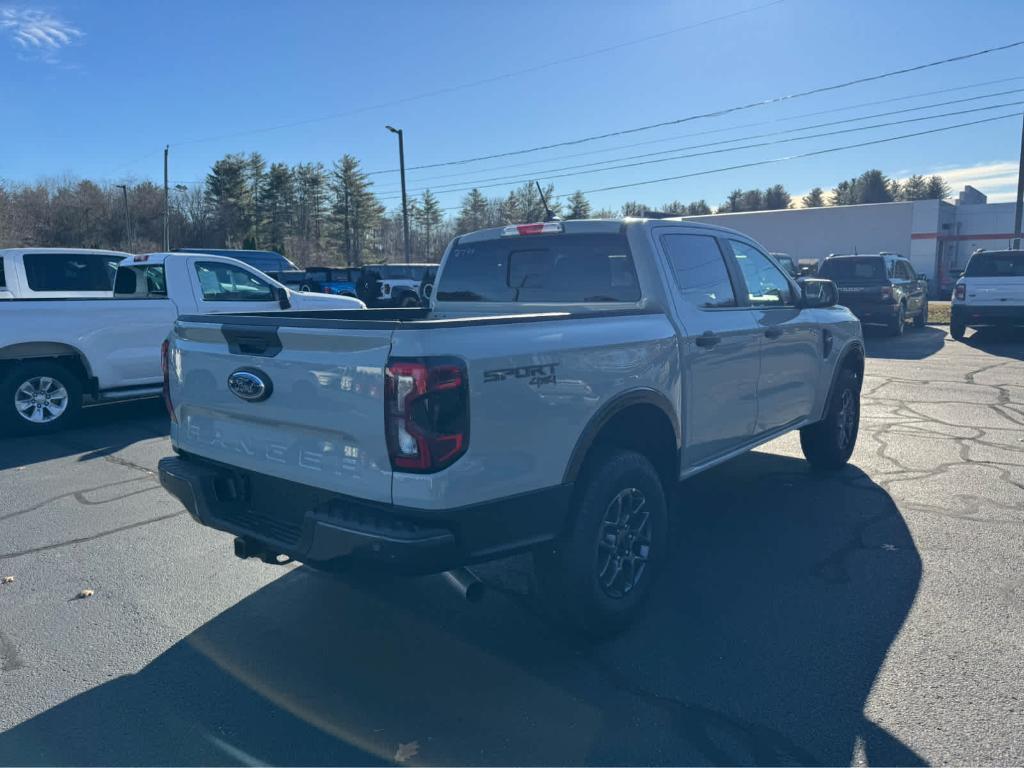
[121,252,252,267]
[453,217,753,244]
[0,247,133,257]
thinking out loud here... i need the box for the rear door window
[22,252,123,292]
[437,233,640,303]
[659,233,736,308]
[964,252,1024,277]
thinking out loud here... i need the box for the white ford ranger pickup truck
[158,219,863,634]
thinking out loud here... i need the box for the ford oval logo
[228,369,272,402]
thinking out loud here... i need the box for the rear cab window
[437,233,640,303]
[819,257,887,282]
[963,251,1024,277]
[114,264,167,297]
[22,252,123,292]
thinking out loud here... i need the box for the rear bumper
[158,453,572,573]
[952,304,1024,326]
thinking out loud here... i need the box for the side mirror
[422,283,433,299]
[274,286,291,310]
[798,278,837,308]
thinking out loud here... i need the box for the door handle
[695,331,721,348]
[764,328,783,339]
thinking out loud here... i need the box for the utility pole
[116,184,133,252]
[1014,113,1024,250]
[163,145,170,251]
[386,125,411,264]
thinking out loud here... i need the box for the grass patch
[928,300,951,325]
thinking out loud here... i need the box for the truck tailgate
[170,319,393,503]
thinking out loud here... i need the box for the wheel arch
[563,388,681,488]
[0,342,94,392]
[824,341,865,410]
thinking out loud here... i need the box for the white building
[681,186,1018,296]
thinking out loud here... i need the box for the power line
[167,0,785,149]
[378,88,1024,196]
[376,99,1024,200]
[390,75,1024,187]
[366,40,1024,175]
[566,111,1023,197]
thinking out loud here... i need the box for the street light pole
[115,184,133,252]
[163,145,170,251]
[1013,112,1024,250]
[386,125,411,264]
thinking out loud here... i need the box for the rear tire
[888,303,906,336]
[950,320,966,341]
[0,360,82,435]
[914,300,928,328]
[800,367,860,471]
[534,449,668,639]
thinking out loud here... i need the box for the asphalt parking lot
[1,325,1022,766]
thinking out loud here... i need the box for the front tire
[800,367,860,471]
[534,449,668,638]
[0,361,82,435]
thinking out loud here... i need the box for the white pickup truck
[0,252,361,433]
[158,219,864,635]
[951,248,1024,340]
[0,248,132,299]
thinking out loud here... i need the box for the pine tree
[415,189,443,259]
[719,189,745,213]
[899,174,928,201]
[830,179,857,206]
[741,189,765,211]
[925,175,951,200]
[245,152,266,248]
[854,170,893,204]
[802,187,825,207]
[763,184,791,210]
[329,154,383,264]
[455,188,490,233]
[686,200,711,215]
[565,190,592,219]
[205,153,249,247]
[262,163,295,254]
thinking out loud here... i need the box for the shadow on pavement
[960,326,1024,360]
[0,452,923,766]
[0,398,167,472]
[862,324,947,360]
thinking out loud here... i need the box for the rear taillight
[880,285,893,302]
[954,283,966,300]
[385,357,468,473]
[161,338,176,423]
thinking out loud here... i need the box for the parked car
[158,218,863,636]
[0,252,363,433]
[301,266,362,297]
[951,249,1024,340]
[368,262,438,307]
[818,253,928,335]
[771,252,798,278]
[0,248,131,299]
[175,248,306,287]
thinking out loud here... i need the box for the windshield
[963,251,1024,277]
[437,233,640,302]
[818,257,886,281]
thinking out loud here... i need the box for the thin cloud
[1,7,82,58]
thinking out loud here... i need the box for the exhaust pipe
[443,567,485,603]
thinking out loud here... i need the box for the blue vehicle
[300,266,362,297]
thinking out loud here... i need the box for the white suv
[951,249,1024,340]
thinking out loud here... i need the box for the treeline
[0,154,956,266]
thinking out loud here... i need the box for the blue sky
[2,0,1023,213]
